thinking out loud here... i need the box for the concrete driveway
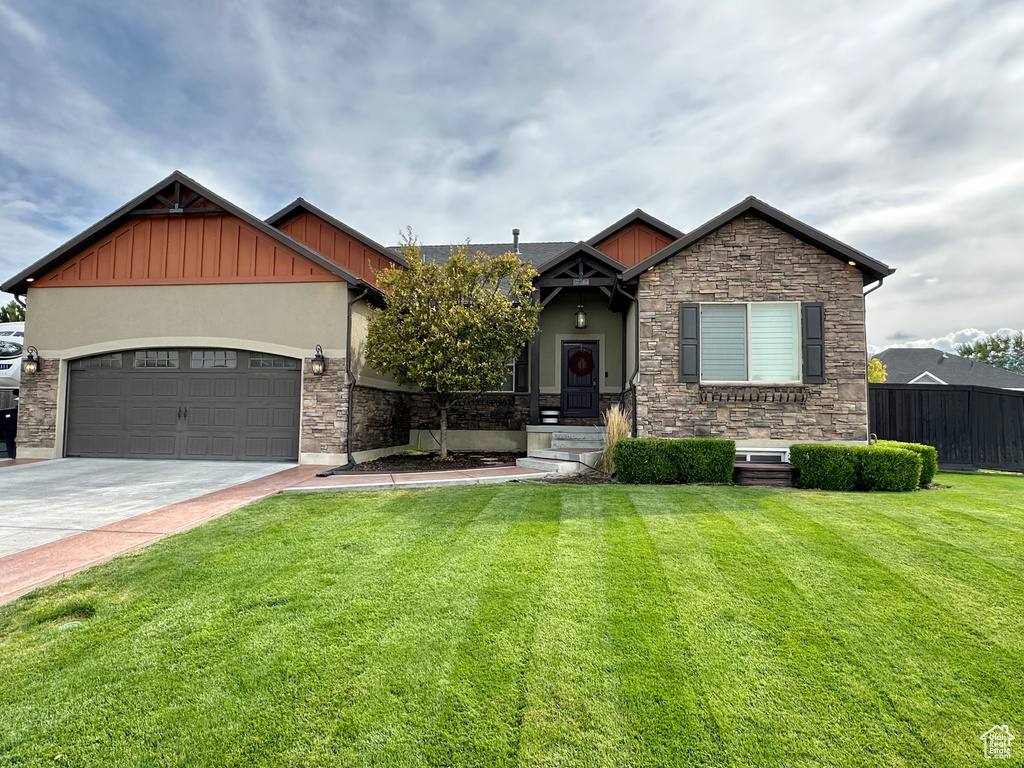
[0,458,293,558]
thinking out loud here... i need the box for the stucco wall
[19,282,351,462]
[538,290,623,393]
[635,214,868,444]
[24,282,348,360]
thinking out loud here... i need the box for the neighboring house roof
[583,208,684,247]
[875,347,1024,389]
[620,196,895,285]
[414,242,576,272]
[2,171,374,296]
[265,197,406,268]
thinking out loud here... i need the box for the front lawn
[2,473,1023,767]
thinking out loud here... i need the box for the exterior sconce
[574,305,588,330]
[311,345,326,376]
[23,346,41,375]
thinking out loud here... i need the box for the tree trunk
[439,405,449,459]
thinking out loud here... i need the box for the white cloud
[0,0,1022,349]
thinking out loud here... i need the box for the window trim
[699,301,803,385]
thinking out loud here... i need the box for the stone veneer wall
[14,362,59,454]
[407,392,622,430]
[410,393,531,431]
[300,357,348,457]
[351,385,412,452]
[636,214,868,442]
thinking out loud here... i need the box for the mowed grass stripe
[515,486,627,768]
[742,493,1024,763]
[423,486,562,767]
[639,487,927,768]
[0,487,503,767]
[600,486,720,767]
[790,490,1024,653]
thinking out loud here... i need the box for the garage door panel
[67,349,299,462]
[156,378,178,397]
[213,408,235,427]
[190,378,212,398]
[189,407,211,426]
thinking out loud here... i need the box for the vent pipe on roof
[512,228,520,254]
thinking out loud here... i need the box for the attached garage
[66,348,300,461]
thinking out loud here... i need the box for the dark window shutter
[514,346,529,392]
[679,303,700,383]
[802,302,825,384]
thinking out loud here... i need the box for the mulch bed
[351,451,523,474]
[529,472,613,485]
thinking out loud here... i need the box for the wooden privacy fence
[869,384,1024,472]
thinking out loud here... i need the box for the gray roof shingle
[399,242,577,272]
[875,347,1024,389]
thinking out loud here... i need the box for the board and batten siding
[37,213,343,287]
[276,211,398,287]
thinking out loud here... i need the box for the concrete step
[550,439,605,450]
[516,457,584,475]
[531,448,604,468]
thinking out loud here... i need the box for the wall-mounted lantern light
[311,345,326,376]
[23,346,41,375]
[574,305,588,330]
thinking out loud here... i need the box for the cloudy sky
[1,0,1022,351]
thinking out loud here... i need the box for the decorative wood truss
[534,243,623,307]
[129,180,226,216]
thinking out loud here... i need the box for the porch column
[529,334,540,424]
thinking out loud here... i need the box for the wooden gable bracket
[130,180,226,216]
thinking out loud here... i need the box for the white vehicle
[0,322,25,391]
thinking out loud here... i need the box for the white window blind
[700,304,747,381]
[750,303,800,381]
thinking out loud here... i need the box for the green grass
[2,472,1023,767]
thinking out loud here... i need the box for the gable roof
[584,208,684,247]
[535,241,627,276]
[2,171,374,296]
[620,196,895,284]
[265,197,406,268]
[876,347,1024,389]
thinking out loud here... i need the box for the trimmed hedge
[789,444,860,491]
[614,437,735,484]
[673,438,736,484]
[876,440,938,487]
[614,439,678,484]
[790,443,925,492]
[858,446,922,492]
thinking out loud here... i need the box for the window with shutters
[699,302,801,383]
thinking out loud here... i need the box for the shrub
[789,444,859,491]
[614,439,677,484]
[875,440,938,486]
[673,438,735,484]
[613,437,735,484]
[602,404,632,475]
[858,446,922,492]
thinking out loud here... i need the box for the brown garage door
[66,349,300,461]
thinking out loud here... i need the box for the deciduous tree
[367,230,540,458]
[867,357,887,383]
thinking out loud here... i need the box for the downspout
[345,286,369,465]
[862,277,884,443]
[15,295,26,309]
[316,285,368,477]
[618,284,640,438]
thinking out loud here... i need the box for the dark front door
[561,341,600,418]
